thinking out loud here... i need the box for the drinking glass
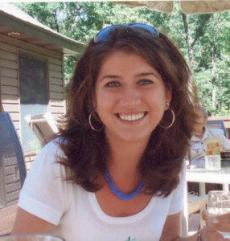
[0,234,65,241]
[207,190,230,238]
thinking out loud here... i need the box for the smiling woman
[12,23,228,241]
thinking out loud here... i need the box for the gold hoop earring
[159,108,175,129]
[88,112,103,132]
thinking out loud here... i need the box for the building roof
[0,3,85,55]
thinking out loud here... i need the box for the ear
[91,92,97,111]
[165,88,172,109]
[92,100,97,111]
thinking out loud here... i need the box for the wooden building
[0,4,85,164]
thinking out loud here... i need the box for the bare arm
[160,213,180,241]
[12,207,55,233]
[160,213,198,241]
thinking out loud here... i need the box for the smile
[117,112,147,121]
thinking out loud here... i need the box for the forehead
[99,50,158,74]
[103,50,146,62]
[195,111,206,123]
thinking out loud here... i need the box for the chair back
[207,119,227,137]
[0,112,26,234]
[25,112,59,146]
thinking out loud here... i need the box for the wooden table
[186,166,230,195]
[182,166,230,235]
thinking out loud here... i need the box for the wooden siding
[0,34,66,161]
[0,40,20,137]
[0,34,61,59]
[24,152,37,171]
[48,54,66,118]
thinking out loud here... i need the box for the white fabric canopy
[119,1,230,14]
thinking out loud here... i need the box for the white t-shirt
[19,139,185,241]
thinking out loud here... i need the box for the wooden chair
[25,112,59,146]
[207,119,227,137]
[0,112,26,234]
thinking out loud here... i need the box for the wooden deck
[0,204,17,235]
[0,152,36,235]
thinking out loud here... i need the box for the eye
[104,80,121,88]
[137,79,154,86]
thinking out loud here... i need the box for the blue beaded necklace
[104,170,144,201]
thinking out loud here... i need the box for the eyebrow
[135,72,159,78]
[100,75,120,81]
[100,72,159,81]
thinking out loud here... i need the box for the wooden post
[0,70,3,112]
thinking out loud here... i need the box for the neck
[195,127,206,139]
[108,138,148,171]
[105,135,148,192]
[104,170,144,200]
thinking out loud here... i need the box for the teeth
[119,112,145,121]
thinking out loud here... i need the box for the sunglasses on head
[94,23,159,43]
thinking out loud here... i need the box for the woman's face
[94,51,171,143]
[193,110,207,138]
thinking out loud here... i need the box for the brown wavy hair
[59,25,197,197]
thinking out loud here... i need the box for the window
[19,53,48,153]
[19,53,48,104]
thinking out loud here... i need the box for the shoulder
[39,137,66,159]
[30,137,67,174]
[167,166,185,215]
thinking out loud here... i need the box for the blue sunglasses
[94,23,159,43]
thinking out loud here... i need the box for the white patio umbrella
[118,1,230,14]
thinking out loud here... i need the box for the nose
[119,87,142,108]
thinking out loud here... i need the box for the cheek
[95,86,118,107]
[94,91,114,118]
[94,87,102,111]
[146,90,167,109]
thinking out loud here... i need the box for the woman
[190,105,230,168]
[188,104,230,200]
[13,23,229,241]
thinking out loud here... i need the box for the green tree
[191,12,230,115]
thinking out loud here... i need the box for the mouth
[116,112,147,122]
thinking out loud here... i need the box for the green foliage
[17,2,230,116]
[17,2,62,32]
[190,13,230,115]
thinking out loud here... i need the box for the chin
[116,131,152,143]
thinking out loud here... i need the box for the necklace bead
[104,170,144,201]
